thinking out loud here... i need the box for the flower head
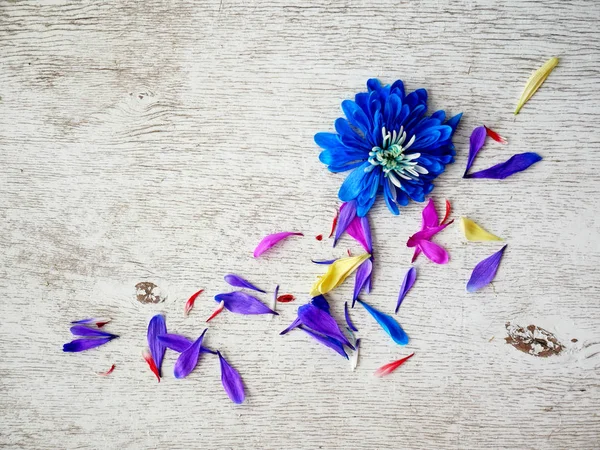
[315,79,462,216]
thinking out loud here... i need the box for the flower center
[365,127,428,187]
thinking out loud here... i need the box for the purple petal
[63,337,114,352]
[215,292,278,315]
[310,295,331,312]
[346,215,372,253]
[357,299,409,345]
[344,301,358,332]
[467,245,507,293]
[158,334,216,354]
[298,303,351,346]
[463,126,487,177]
[280,317,301,335]
[217,351,245,404]
[69,326,117,338]
[419,240,450,264]
[253,232,303,258]
[334,200,357,246]
[311,258,338,265]
[71,318,111,327]
[224,274,265,293]
[352,257,373,303]
[396,267,417,313]
[406,221,453,247]
[299,326,349,359]
[147,314,167,377]
[174,329,207,379]
[421,198,439,229]
[466,153,542,179]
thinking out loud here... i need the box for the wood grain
[1,0,599,448]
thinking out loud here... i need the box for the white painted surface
[1,0,599,448]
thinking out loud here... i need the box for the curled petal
[464,126,486,177]
[299,326,349,359]
[218,351,245,404]
[466,152,542,179]
[460,217,502,242]
[350,338,360,371]
[224,274,265,293]
[98,364,116,376]
[298,303,351,347]
[344,301,358,332]
[419,240,449,264]
[184,289,204,316]
[158,334,216,354]
[484,126,507,144]
[396,267,417,313]
[515,57,559,115]
[147,314,167,377]
[280,317,302,335]
[310,253,371,297]
[63,337,115,352]
[253,232,303,258]
[357,299,409,345]
[352,257,373,303]
[215,292,277,315]
[374,353,415,377]
[70,326,117,338]
[206,300,225,322]
[467,245,507,293]
[174,329,207,379]
[142,350,160,382]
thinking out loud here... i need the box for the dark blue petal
[342,100,371,135]
[390,79,405,98]
[357,299,409,345]
[334,118,371,151]
[297,303,351,346]
[63,337,115,352]
[367,78,382,92]
[445,112,463,131]
[311,295,331,312]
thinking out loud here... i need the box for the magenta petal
[63,337,115,352]
[300,326,349,359]
[419,240,449,264]
[464,126,487,177]
[344,301,358,332]
[421,198,439,229]
[352,257,373,302]
[253,232,303,257]
[147,314,167,377]
[334,200,357,246]
[396,267,417,313]
[298,303,351,347]
[346,215,372,253]
[467,245,507,293]
[224,274,265,293]
[466,153,542,179]
[407,221,453,247]
[174,329,206,379]
[218,351,245,404]
[215,292,278,315]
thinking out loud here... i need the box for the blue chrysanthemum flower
[315,78,462,217]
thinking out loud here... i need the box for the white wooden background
[1,0,599,449]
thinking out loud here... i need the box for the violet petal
[344,301,358,332]
[297,303,351,346]
[466,153,542,179]
[406,221,453,247]
[215,291,278,315]
[311,259,338,265]
[158,334,217,354]
[346,215,372,253]
[218,351,245,404]
[174,329,207,379]
[69,326,117,338]
[63,337,115,352]
[311,295,331,312]
[357,299,409,345]
[467,245,507,293]
[147,314,167,377]
[253,232,303,258]
[299,326,349,359]
[224,274,265,293]
[463,126,487,177]
[333,200,357,246]
[280,317,301,335]
[396,267,417,313]
[352,257,373,302]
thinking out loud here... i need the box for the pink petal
[406,220,453,247]
[419,240,449,264]
[253,232,303,258]
[421,198,439,229]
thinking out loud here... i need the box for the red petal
[484,126,507,144]
[276,294,295,303]
[98,364,116,376]
[142,350,160,382]
[184,289,204,316]
[328,209,339,238]
[374,353,415,377]
[441,199,451,225]
[206,300,225,322]
[315,234,323,241]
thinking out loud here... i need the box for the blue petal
[338,163,371,202]
[327,160,365,173]
[357,299,409,345]
[445,112,463,131]
[367,78,382,92]
[311,295,331,312]
[356,193,377,217]
[390,79,405,99]
[342,100,371,135]
[334,118,371,151]
[466,153,542,179]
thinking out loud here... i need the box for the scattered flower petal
[464,126,486,177]
[298,303,351,346]
[357,299,409,345]
[484,126,507,144]
[467,245,507,293]
[98,364,116,376]
[279,317,301,335]
[218,351,245,404]
[460,217,502,242]
[224,274,265,293]
[277,294,295,303]
[374,353,415,377]
[465,152,542,179]
[253,232,303,258]
[69,326,117,338]
[311,259,338,265]
[352,257,373,304]
[142,350,160,382]
[63,337,115,352]
[328,209,339,238]
[441,199,451,225]
[396,267,417,313]
[206,300,225,322]
[421,198,439,229]
[309,253,371,297]
[410,199,450,264]
[406,220,453,247]
[299,326,349,359]
[419,239,449,264]
[147,314,167,378]
[158,334,216,354]
[346,215,372,253]
[334,201,357,246]
[515,57,559,115]
[214,292,278,315]
[174,329,207,379]
[351,338,360,371]
[71,318,111,328]
[344,301,358,332]
[184,289,204,316]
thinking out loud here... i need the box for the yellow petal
[309,253,370,297]
[459,217,502,242]
[515,57,559,115]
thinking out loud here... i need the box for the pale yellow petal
[459,217,502,242]
[515,57,559,115]
[309,253,370,297]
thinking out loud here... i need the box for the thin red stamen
[276,294,295,303]
[98,364,116,376]
[484,126,507,144]
[206,300,225,322]
[184,289,204,316]
[142,351,160,382]
[328,209,339,238]
[374,353,415,377]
